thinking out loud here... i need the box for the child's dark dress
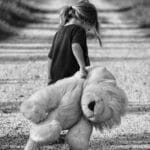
[48,24,90,83]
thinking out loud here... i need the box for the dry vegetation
[0,0,45,38]
[106,0,150,27]
[0,60,150,149]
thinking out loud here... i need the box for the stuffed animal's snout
[81,93,105,121]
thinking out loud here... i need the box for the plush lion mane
[92,84,127,130]
[81,66,128,131]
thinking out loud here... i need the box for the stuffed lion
[20,66,128,150]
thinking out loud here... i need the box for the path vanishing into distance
[0,0,150,149]
[0,0,150,62]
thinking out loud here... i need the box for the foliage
[106,0,150,26]
[0,0,44,38]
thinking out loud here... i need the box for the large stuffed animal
[20,66,128,150]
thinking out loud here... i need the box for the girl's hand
[79,67,88,78]
[47,78,52,85]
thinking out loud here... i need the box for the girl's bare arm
[48,58,53,84]
[72,43,87,78]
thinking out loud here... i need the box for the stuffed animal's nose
[88,101,96,111]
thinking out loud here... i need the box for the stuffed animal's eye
[88,101,96,111]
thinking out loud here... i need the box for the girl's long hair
[59,6,75,27]
[59,1,102,46]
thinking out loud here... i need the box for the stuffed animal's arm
[20,86,61,124]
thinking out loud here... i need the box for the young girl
[47,1,101,85]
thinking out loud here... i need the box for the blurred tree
[0,0,45,39]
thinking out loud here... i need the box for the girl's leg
[24,138,40,150]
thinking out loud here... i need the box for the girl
[47,1,101,85]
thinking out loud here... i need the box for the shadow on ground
[90,132,150,150]
[0,132,150,150]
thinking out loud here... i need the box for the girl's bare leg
[24,138,40,150]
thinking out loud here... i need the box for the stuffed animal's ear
[84,67,116,86]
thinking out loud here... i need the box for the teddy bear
[20,66,128,150]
